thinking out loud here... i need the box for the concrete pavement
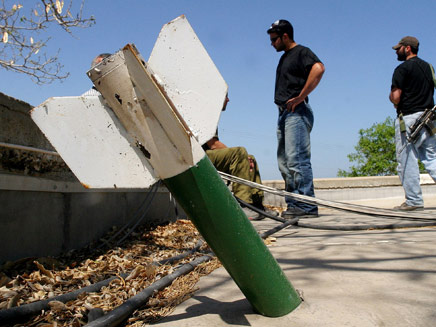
[155,196,436,326]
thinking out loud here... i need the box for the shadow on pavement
[155,295,254,326]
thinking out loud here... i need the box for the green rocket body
[164,155,301,316]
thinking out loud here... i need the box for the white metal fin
[31,96,158,188]
[149,15,228,145]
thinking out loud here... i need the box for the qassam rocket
[31,15,301,317]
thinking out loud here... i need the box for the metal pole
[0,142,60,156]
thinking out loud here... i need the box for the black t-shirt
[274,45,322,106]
[391,57,435,116]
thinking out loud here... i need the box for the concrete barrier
[0,173,185,264]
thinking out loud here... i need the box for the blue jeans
[395,112,436,206]
[277,102,317,213]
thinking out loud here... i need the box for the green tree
[0,0,94,84]
[338,117,397,177]
[338,116,426,177]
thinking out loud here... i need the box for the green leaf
[338,117,397,177]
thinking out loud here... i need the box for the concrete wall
[0,91,75,180]
[0,92,48,147]
[0,174,185,264]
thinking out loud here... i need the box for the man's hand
[286,95,305,112]
[248,156,255,172]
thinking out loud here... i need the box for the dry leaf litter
[0,220,222,326]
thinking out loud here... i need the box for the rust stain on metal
[166,14,184,27]
[81,182,90,189]
[123,44,134,52]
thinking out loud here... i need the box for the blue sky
[2,0,436,179]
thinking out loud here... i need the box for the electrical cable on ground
[236,187,436,230]
[219,171,436,222]
[259,218,299,239]
[236,198,286,222]
[97,181,160,249]
[296,220,436,231]
[115,182,160,246]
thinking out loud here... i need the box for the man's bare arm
[389,87,402,107]
[286,62,325,112]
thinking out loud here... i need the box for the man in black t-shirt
[267,19,325,219]
[389,36,436,211]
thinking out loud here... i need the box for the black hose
[0,273,128,325]
[236,198,286,223]
[235,187,436,231]
[0,216,297,326]
[156,240,204,266]
[97,183,157,249]
[115,182,159,246]
[97,181,160,249]
[84,255,212,327]
[241,196,436,231]
[260,218,299,239]
[0,239,204,326]
[296,220,436,231]
[82,220,302,327]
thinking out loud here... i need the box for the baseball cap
[267,19,293,35]
[392,36,419,50]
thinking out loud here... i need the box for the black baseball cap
[267,19,293,36]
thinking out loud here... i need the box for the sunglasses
[270,36,280,43]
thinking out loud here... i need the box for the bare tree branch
[0,0,95,84]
